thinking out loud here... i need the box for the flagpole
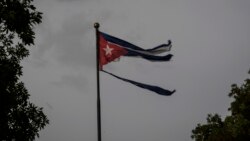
[94,23,102,141]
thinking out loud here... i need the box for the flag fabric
[102,70,175,96]
[99,32,173,68]
[99,31,175,96]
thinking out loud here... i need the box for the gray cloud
[52,73,89,92]
[53,16,93,67]
[57,0,87,2]
[32,15,94,69]
[46,102,53,110]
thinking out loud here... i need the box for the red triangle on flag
[99,34,127,69]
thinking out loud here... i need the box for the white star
[103,44,114,56]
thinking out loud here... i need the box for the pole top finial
[94,23,100,29]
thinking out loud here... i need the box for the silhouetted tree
[0,0,49,140]
[191,73,250,141]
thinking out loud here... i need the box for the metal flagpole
[94,23,102,141]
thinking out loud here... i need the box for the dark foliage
[0,0,49,140]
[191,74,250,141]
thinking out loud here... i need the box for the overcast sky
[21,0,250,141]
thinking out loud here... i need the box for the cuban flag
[99,31,175,96]
[99,32,173,68]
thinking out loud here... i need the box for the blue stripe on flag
[101,70,175,96]
[125,50,173,61]
[100,32,172,55]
